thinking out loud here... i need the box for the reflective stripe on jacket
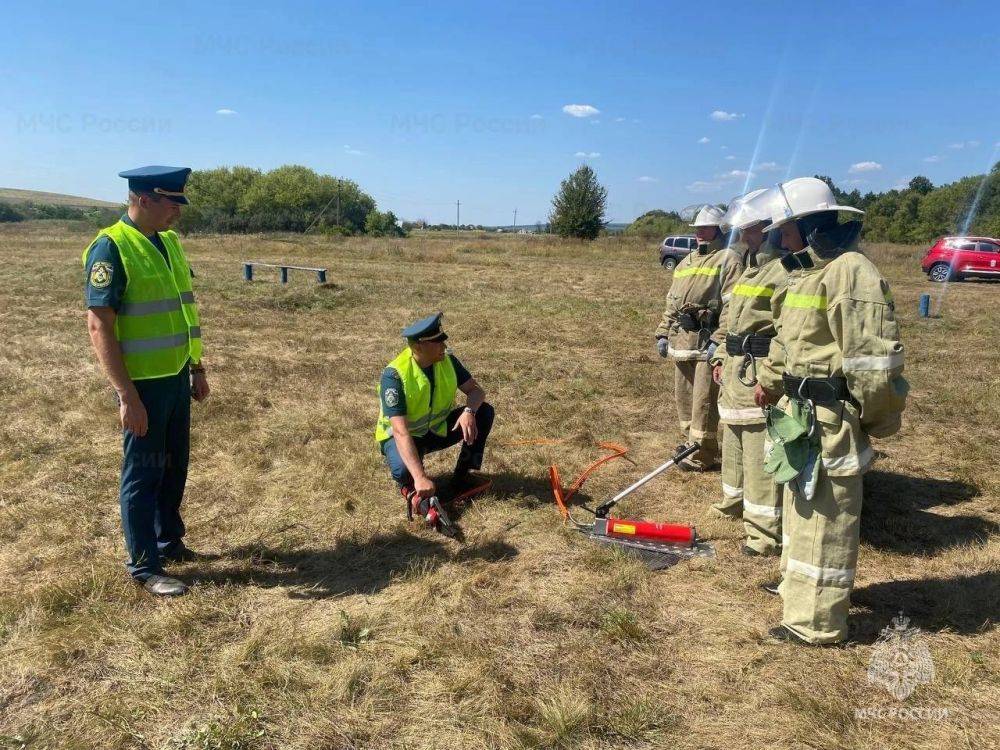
[758,247,907,476]
[374,348,459,442]
[82,221,202,380]
[655,236,744,361]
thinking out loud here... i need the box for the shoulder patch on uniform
[89,261,114,289]
[384,388,399,407]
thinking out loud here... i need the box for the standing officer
[708,188,788,549]
[84,166,208,597]
[755,177,907,645]
[375,313,495,513]
[655,205,743,472]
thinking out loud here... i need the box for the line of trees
[176,165,404,236]
[817,166,1000,243]
[0,201,119,226]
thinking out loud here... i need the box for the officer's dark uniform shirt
[379,354,471,436]
[84,214,185,311]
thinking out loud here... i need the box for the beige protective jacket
[710,247,788,424]
[655,236,744,361]
[758,247,907,476]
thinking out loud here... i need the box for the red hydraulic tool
[551,443,715,569]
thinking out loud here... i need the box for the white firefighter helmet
[763,176,864,232]
[722,187,778,231]
[686,204,727,228]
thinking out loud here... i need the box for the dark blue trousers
[381,403,495,487]
[120,365,190,580]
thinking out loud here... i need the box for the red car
[921,236,1000,282]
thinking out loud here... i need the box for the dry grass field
[0,221,997,749]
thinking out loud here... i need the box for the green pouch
[763,402,813,484]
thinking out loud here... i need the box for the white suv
[658,235,697,270]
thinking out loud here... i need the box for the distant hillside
[624,210,687,238]
[0,188,120,209]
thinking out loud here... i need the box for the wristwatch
[463,406,477,415]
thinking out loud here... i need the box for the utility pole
[456,200,461,231]
[512,208,517,232]
[336,180,341,227]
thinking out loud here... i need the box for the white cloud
[589,120,601,126]
[756,161,781,172]
[614,116,626,122]
[720,145,729,150]
[724,155,736,161]
[343,145,364,156]
[529,114,543,120]
[562,104,601,118]
[947,140,979,149]
[720,169,751,180]
[849,161,883,173]
[892,177,912,190]
[698,136,710,144]
[844,178,867,186]
[215,108,238,116]
[637,176,659,183]
[968,140,981,147]
[710,110,744,122]
[574,151,600,158]
[923,155,942,163]
[686,180,724,193]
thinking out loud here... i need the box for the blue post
[919,293,930,318]
[317,269,327,284]
[280,266,288,284]
[243,263,253,281]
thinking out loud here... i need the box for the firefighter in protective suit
[655,205,744,472]
[708,188,788,548]
[755,177,907,646]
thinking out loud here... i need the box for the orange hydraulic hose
[452,480,493,506]
[562,443,629,504]
[549,465,569,521]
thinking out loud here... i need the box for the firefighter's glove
[656,338,669,358]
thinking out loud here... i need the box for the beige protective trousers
[673,360,719,470]
[778,473,862,644]
[717,423,782,552]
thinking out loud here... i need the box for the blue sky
[2,0,999,225]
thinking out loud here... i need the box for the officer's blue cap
[403,312,447,342]
[118,165,191,204]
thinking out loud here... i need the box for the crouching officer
[709,188,788,547]
[755,177,907,646]
[83,166,208,597]
[655,205,743,472]
[375,313,495,511]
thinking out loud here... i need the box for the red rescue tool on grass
[550,443,714,569]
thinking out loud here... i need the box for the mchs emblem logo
[89,261,114,289]
[384,388,399,408]
[867,612,934,700]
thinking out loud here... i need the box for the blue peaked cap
[403,312,447,342]
[119,165,191,204]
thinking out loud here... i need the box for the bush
[363,209,405,237]
[0,202,24,222]
[625,210,686,238]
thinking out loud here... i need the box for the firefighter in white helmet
[708,188,788,548]
[655,204,744,471]
[755,177,907,646]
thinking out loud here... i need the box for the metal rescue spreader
[551,443,715,570]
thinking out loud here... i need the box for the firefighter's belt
[782,374,853,406]
[726,332,772,358]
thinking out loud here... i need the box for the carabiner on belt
[796,377,818,438]
[737,334,758,387]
